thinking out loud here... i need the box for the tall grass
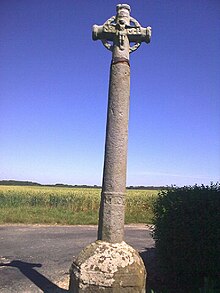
[0,186,158,225]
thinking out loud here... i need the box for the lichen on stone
[73,241,144,288]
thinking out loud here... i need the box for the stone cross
[69,5,151,292]
[93,4,151,243]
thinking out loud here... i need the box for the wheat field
[0,185,159,224]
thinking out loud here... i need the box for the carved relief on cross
[92,4,151,61]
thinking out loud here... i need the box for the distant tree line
[127,185,166,190]
[0,180,41,186]
[0,180,100,188]
[0,180,165,190]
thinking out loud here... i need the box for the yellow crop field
[0,185,159,225]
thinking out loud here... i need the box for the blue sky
[1,0,219,186]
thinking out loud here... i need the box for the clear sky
[1,0,219,187]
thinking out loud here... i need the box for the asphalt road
[0,224,155,293]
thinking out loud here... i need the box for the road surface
[0,224,155,292]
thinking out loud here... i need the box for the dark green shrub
[153,183,220,290]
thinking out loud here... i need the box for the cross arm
[92,24,151,44]
[92,24,115,42]
[127,26,151,44]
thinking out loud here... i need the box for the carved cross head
[92,4,151,54]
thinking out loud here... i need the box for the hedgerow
[153,183,220,291]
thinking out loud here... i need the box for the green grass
[0,186,159,225]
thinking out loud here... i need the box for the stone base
[69,240,146,293]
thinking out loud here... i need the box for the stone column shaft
[98,60,130,243]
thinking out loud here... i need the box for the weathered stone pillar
[97,59,130,243]
[69,4,151,292]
